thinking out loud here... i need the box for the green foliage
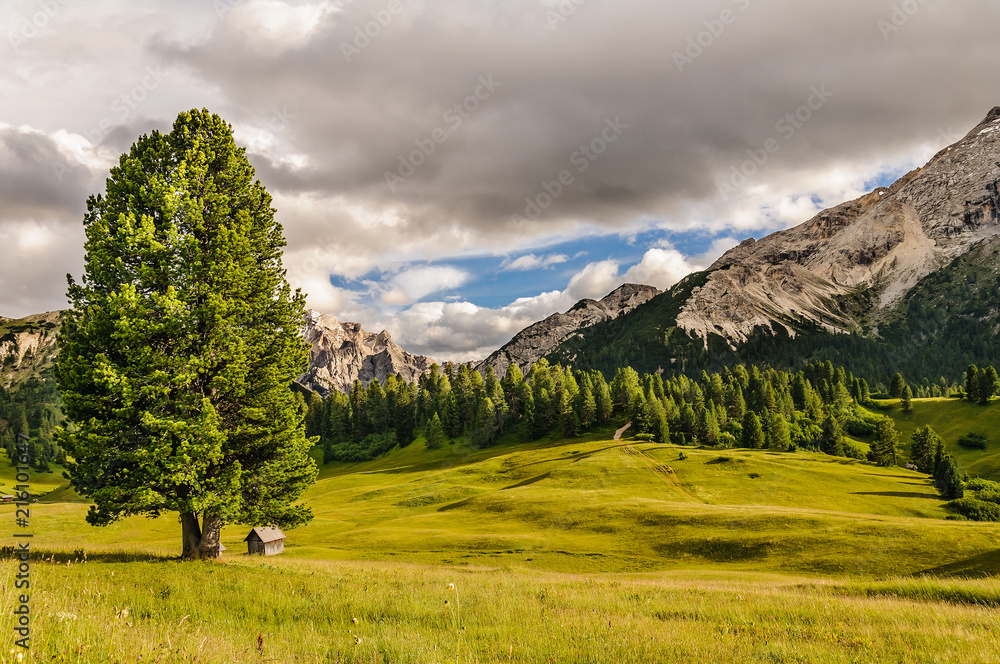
[901,384,913,413]
[326,432,397,463]
[869,419,900,467]
[890,373,907,399]
[0,376,66,469]
[946,498,1000,522]
[424,413,446,450]
[910,425,944,474]
[934,455,964,500]
[54,109,317,557]
[741,412,765,449]
[957,433,989,451]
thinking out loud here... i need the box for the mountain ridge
[476,283,660,377]
[546,106,1000,383]
[295,310,435,395]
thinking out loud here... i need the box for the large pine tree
[55,109,318,559]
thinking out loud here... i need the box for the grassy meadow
[2,398,1000,661]
[865,396,1000,480]
[3,556,1000,663]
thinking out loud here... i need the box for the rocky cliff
[295,310,435,395]
[477,283,660,377]
[675,106,1000,343]
[0,311,61,388]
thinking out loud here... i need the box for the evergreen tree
[966,365,980,402]
[724,383,746,421]
[55,109,317,559]
[473,395,498,447]
[425,413,445,450]
[578,382,597,430]
[594,377,613,423]
[871,418,900,467]
[501,363,525,416]
[889,373,907,399]
[819,416,845,457]
[559,388,578,438]
[934,454,964,500]
[977,366,999,405]
[910,425,943,475]
[741,411,765,449]
[766,412,791,450]
[648,399,670,444]
[900,384,913,413]
[697,407,720,446]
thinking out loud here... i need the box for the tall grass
[3,556,1000,663]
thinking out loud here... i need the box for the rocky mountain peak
[477,283,660,377]
[297,310,433,395]
[677,106,1000,343]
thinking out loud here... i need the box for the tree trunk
[198,513,223,559]
[181,512,202,559]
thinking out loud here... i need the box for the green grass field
[3,398,1000,661]
[865,397,1000,480]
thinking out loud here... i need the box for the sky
[1,0,999,362]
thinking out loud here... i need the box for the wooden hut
[243,526,286,556]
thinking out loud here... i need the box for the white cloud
[380,265,470,306]
[225,0,339,54]
[622,248,695,291]
[501,253,569,271]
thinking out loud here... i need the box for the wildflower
[352,617,358,624]
[447,583,455,591]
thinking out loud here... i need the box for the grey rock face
[296,310,434,395]
[477,283,661,377]
[0,311,61,388]
[677,107,1000,342]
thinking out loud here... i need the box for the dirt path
[620,444,704,504]
[613,422,632,440]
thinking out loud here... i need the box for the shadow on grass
[0,548,173,564]
[706,456,747,465]
[502,472,551,490]
[918,548,1000,578]
[851,491,942,500]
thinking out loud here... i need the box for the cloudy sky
[2,0,998,361]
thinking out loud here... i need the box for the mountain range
[545,106,1000,383]
[3,107,999,394]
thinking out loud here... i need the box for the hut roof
[243,526,286,543]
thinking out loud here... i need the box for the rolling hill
[12,396,1000,577]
